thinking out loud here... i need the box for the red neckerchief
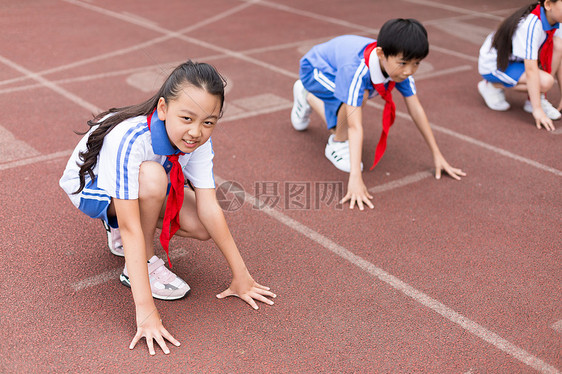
[532,4,555,73]
[147,108,184,267]
[364,42,396,170]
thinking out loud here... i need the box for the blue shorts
[78,178,118,228]
[300,59,343,130]
[482,61,525,88]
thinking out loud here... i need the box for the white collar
[368,52,391,85]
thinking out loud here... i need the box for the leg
[307,92,327,124]
[511,70,555,93]
[137,161,168,260]
[332,90,369,142]
[172,188,211,240]
[514,70,560,120]
[153,186,211,241]
[551,36,562,110]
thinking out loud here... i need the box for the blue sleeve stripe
[115,124,148,199]
[347,61,368,106]
[526,17,539,59]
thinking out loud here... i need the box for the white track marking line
[368,171,432,194]
[367,101,562,177]
[400,0,506,20]
[0,150,73,171]
[0,1,255,88]
[414,65,472,81]
[71,247,192,291]
[212,176,560,374]
[0,54,101,114]
[62,0,297,79]
[245,0,378,34]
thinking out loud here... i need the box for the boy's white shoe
[523,95,561,120]
[324,134,363,173]
[477,80,510,111]
[291,80,312,131]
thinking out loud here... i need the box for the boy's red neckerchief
[364,42,396,170]
[147,108,184,267]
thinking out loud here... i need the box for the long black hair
[74,60,226,194]
[492,0,555,71]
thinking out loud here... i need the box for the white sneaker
[477,80,510,111]
[523,95,561,120]
[291,80,312,131]
[324,134,363,173]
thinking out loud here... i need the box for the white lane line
[62,0,297,80]
[0,150,72,171]
[212,176,560,374]
[247,0,378,34]
[552,320,562,333]
[0,125,41,162]
[0,54,102,114]
[400,0,506,20]
[0,0,255,88]
[368,101,562,177]
[71,247,192,291]
[414,65,472,81]
[368,171,432,194]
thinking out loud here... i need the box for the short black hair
[377,18,429,61]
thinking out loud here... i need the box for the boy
[291,18,465,210]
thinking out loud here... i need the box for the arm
[113,198,180,355]
[403,94,465,180]
[194,188,276,309]
[341,103,374,210]
[524,59,554,130]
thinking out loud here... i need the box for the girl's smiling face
[157,84,222,153]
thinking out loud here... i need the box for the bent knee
[540,71,555,91]
[139,161,167,199]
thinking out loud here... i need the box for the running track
[0,1,560,373]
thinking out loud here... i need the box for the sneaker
[291,80,312,131]
[120,256,190,300]
[324,134,363,173]
[102,220,124,257]
[523,95,561,120]
[477,80,510,111]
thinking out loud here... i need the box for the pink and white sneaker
[120,256,190,300]
[101,220,124,257]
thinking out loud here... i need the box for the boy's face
[376,48,422,83]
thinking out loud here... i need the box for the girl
[60,60,276,355]
[478,0,562,131]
